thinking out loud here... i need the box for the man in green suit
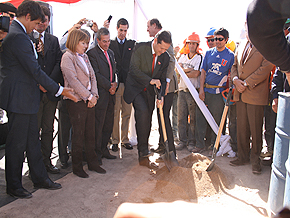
[123,31,172,169]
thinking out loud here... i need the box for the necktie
[38,33,44,57]
[120,40,124,45]
[242,42,252,64]
[152,53,156,74]
[104,50,113,82]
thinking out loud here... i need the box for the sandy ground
[0,109,272,218]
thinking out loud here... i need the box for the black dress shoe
[73,169,89,178]
[111,144,119,152]
[88,165,106,174]
[45,164,60,174]
[7,188,32,199]
[34,178,62,190]
[102,153,117,159]
[60,162,69,169]
[121,143,133,150]
[139,157,159,170]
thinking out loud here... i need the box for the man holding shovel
[123,31,172,169]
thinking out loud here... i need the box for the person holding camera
[0,2,16,42]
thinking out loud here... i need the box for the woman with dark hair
[61,29,106,178]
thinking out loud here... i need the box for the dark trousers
[37,94,58,166]
[5,112,48,190]
[157,92,176,155]
[57,98,71,164]
[195,92,224,149]
[95,95,115,158]
[67,100,98,171]
[236,101,264,166]
[133,90,155,158]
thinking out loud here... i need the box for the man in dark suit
[110,18,135,152]
[123,31,172,169]
[87,27,118,165]
[29,6,63,174]
[0,1,77,199]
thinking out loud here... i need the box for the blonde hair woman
[61,29,105,178]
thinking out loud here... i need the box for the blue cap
[206,27,216,38]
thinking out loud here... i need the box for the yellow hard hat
[226,40,236,52]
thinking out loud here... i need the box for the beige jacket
[61,50,98,102]
[231,40,273,105]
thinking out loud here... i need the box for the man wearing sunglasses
[205,27,216,49]
[193,28,234,153]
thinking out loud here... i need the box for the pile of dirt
[126,153,232,203]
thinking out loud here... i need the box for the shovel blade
[161,151,179,172]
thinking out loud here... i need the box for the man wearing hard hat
[175,32,203,152]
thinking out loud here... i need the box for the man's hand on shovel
[61,87,78,102]
[156,96,164,108]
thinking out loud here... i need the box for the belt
[205,84,226,89]
[182,88,199,92]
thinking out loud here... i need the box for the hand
[39,85,47,93]
[61,87,78,102]
[174,46,180,56]
[88,96,97,108]
[233,79,246,93]
[150,79,161,89]
[109,82,117,95]
[77,18,86,26]
[165,82,170,96]
[103,20,110,29]
[272,98,278,113]
[199,89,205,101]
[90,21,98,33]
[156,96,164,108]
[0,30,7,41]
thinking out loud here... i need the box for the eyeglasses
[214,37,225,41]
[207,38,215,43]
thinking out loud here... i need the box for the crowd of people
[0,0,287,203]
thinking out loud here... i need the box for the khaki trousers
[112,83,132,144]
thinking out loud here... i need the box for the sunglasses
[8,13,15,19]
[207,38,215,43]
[215,37,225,41]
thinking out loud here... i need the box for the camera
[0,15,10,32]
[86,19,93,27]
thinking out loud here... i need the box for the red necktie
[242,42,252,64]
[104,50,113,82]
[152,53,156,74]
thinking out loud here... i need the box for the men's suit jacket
[29,31,63,102]
[166,45,178,93]
[0,20,59,115]
[123,41,170,104]
[109,38,135,84]
[87,45,118,110]
[231,39,274,105]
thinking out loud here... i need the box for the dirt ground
[0,110,272,218]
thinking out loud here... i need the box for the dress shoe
[45,164,60,174]
[34,178,62,190]
[139,157,159,170]
[73,169,89,178]
[111,144,119,152]
[88,165,106,174]
[121,143,133,150]
[7,188,32,199]
[252,164,262,175]
[102,153,117,159]
[151,143,165,154]
[230,158,249,166]
[175,142,186,150]
[191,146,205,153]
[60,161,69,169]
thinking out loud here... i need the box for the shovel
[155,86,179,171]
[206,87,232,172]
